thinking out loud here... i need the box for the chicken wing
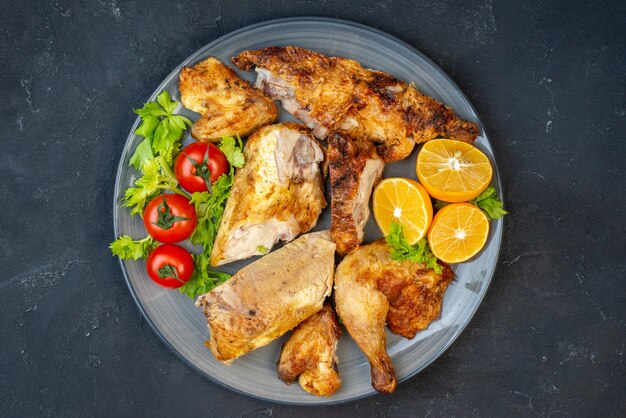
[277,303,342,396]
[210,123,326,266]
[232,46,479,162]
[178,57,278,142]
[334,239,454,393]
[196,231,336,363]
[328,133,384,256]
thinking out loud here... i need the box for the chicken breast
[277,303,342,396]
[232,46,479,162]
[334,239,454,393]
[196,231,336,363]
[178,57,278,142]
[210,123,326,266]
[328,133,384,256]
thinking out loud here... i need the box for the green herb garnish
[385,223,442,273]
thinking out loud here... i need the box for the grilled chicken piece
[233,46,479,162]
[277,303,342,396]
[210,123,326,266]
[328,133,384,256]
[334,239,454,393]
[178,57,278,142]
[196,231,336,363]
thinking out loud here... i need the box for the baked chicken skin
[178,56,278,142]
[210,123,326,266]
[232,46,479,162]
[334,239,454,393]
[197,231,336,363]
[328,133,384,256]
[277,303,342,396]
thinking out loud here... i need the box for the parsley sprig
[180,253,232,299]
[109,235,156,260]
[435,186,508,220]
[129,91,192,171]
[122,156,186,217]
[385,223,442,273]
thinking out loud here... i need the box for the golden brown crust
[377,262,454,339]
[328,133,383,256]
[277,303,342,396]
[334,239,454,393]
[233,46,479,161]
[197,231,336,363]
[178,57,278,142]
[210,123,326,266]
[401,85,479,144]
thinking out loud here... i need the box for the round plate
[113,17,503,405]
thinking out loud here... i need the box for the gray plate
[113,17,503,405]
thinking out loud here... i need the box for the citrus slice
[416,139,493,202]
[373,177,433,244]
[427,203,489,263]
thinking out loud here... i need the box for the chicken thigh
[334,239,454,393]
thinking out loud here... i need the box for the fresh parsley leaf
[134,115,160,139]
[129,91,191,172]
[134,101,167,119]
[151,115,191,160]
[470,186,508,220]
[156,90,178,114]
[122,157,180,217]
[257,245,268,255]
[219,135,245,168]
[110,235,155,260]
[129,137,154,171]
[385,222,442,273]
[189,173,233,254]
[179,253,231,299]
[433,186,508,220]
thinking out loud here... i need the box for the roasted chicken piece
[178,57,278,142]
[328,133,384,256]
[277,303,342,396]
[197,231,336,363]
[334,239,454,393]
[210,123,326,266]
[232,46,479,162]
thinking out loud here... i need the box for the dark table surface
[2,0,625,416]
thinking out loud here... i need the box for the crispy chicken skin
[334,239,454,393]
[277,303,342,396]
[210,123,326,266]
[178,57,278,142]
[232,46,479,162]
[328,133,384,256]
[197,231,336,363]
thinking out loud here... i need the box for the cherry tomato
[174,141,229,193]
[146,244,194,288]
[143,194,197,243]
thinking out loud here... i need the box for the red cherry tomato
[174,141,229,193]
[146,244,194,289]
[143,194,197,243]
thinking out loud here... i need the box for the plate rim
[113,16,504,406]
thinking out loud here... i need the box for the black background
[1,0,625,416]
